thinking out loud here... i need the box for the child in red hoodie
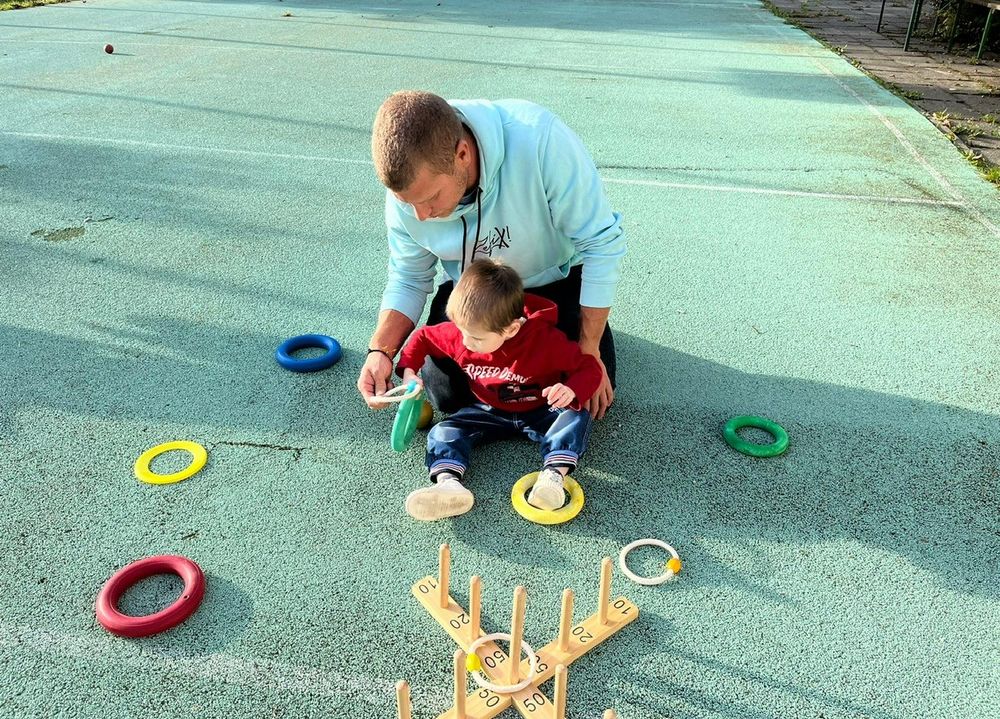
[394,259,603,521]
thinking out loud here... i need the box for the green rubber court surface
[1,1,999,717]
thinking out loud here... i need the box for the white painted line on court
[3,132,965,207]
[0,131,373,166]
[0,622,447,707]
[811,61,1000,238]
[748,9,1000,238]
[604,177,965,207]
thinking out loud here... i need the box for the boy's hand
[401,367,423,390]
[542,383,576,409]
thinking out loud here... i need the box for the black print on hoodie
[474,225,512,258]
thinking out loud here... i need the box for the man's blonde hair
[371,91,463,191]
[447,259,524,333]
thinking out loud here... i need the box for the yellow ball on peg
[466,654,482,673]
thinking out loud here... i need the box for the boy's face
[454,319,521,354]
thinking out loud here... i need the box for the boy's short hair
[446,259,524,332]
[371,91,463,191]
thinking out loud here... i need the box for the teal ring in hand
[723,416,788,457]
[391,381,422,452]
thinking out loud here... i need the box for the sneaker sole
[527,485,566,511]
[406,490,475,521]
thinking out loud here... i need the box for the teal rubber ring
[723,416,789,457]
[391,381,422,452]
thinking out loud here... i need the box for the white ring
[618,538,681,586]
[378,384,422,403]
[467,632,539,694]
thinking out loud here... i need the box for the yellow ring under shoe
[134,441,208,485]
[511,472,585,525]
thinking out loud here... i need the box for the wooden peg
[469,575,482,644]
[509,585,527,684]
[598,557,612,625]
[453,649,467,719]
[558,588,574,652]
[554,664,568,719]
[603,711,618,719]
[438,543,450,609]
[395,680,411,719]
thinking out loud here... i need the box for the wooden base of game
[397,544,637,719]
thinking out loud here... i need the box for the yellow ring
[134,441,208,485]
[511,472,585,525]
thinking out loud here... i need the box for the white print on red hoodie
[396,294,603,413]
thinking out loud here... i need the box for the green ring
[723,415,789,457]
[391,382,422,452]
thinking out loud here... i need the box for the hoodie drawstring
[460,188,483,273]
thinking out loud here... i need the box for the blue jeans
[426,403,592,481]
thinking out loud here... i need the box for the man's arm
[359,196,439,408]
[540,115,626,312]
[540,115,625,419]
[381,193,439,325]
[578,305,610,357]
[358,309,416,409]
[370,309,415,359]
[578,305,614,419]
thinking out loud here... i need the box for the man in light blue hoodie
[357,91,625,420]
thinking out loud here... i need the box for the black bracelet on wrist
[367,348,393,360]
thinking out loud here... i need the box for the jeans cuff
[429,460,467,481]
[543,451,579,471]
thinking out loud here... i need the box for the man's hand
[542,383,576,409]
[578,306,613,420]
[358,309,416,409]
[357,351,396,409]
[580,345,613,420]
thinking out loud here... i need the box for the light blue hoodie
[379,99,626,324]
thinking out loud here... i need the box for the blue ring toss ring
[275,334,342,373]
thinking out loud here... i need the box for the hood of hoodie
[462,293,559,363]
[394,100,506,222]
[522,293,558,327]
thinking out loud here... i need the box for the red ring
[96,555,205,638]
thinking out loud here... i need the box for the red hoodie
[396,295,603,413]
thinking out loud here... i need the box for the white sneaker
[405,477,475,521]
[527,468,566,511]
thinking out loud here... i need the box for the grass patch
[952,123,983,139]
[869,74,925,101]
[981,165,1000,184]
[968,152,1000,187]
[0,0,69,9]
